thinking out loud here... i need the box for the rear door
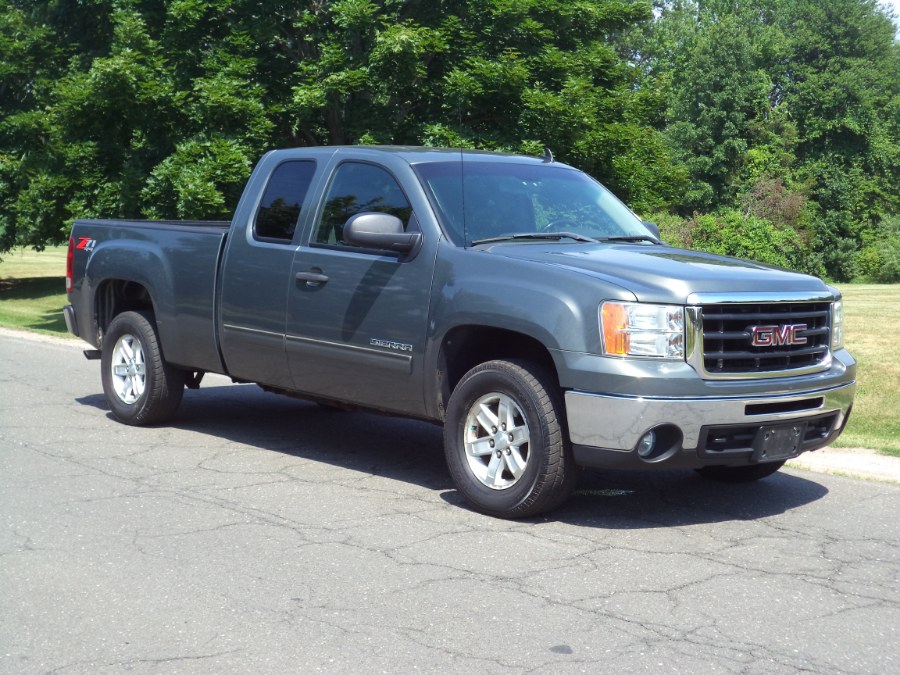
[219,159,318,388]
[285,158,436,414]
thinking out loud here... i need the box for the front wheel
[100,311,185,425]
[695,460,786,483]
[443,359,575,518]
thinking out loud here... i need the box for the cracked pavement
[1,330,898,673]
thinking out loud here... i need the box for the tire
[443,359,575,518]
[100,311,185,425]
[695,460,786,483]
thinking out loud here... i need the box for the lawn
[1,247,897,454]
[829,285,900,456]
[0,246,70,335]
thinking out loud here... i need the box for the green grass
[830,284,900,457]
[0,246,71,336]
[1,248,897,454]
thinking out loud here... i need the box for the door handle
[295,271,329,286]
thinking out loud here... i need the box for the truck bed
[68,218,231,374]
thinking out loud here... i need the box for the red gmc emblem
[750,324,808,347]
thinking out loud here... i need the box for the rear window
[254,161,317,242]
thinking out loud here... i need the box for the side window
[254,161,316,242]
[314,162,412,246]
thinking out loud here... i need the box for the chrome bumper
[566,382,855,463]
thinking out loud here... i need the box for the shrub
[686,209,820,275]
[858,217,900,283]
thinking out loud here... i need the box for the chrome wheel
[464,392,531,490]
[110,333,146,404]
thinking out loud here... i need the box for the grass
[0,246,71,336]
[829,284,900,457]
[1,248,897,454]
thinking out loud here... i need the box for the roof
[265,145,566,168]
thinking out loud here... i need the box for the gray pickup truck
[65,146,856,517]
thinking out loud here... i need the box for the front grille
[699,302,831,376]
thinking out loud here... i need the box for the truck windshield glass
[415,161,649,247]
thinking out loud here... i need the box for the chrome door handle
[295,271,329,286]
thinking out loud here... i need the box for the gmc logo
[750,324,808,347]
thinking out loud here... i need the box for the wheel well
[95,280,154,343]
[437,326,559,419]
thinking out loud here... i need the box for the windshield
[414,160,650,246]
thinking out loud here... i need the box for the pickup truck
[65,146,856,518]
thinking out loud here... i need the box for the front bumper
[566,382,855,470]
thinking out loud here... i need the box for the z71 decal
[75,237,96,251]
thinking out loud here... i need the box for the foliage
[0,0,897,282]
[684,210,822,275]
[1,0,687,246]
[857,217,900,283]
[628,0,899,280]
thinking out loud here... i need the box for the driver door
[284,161,434,414]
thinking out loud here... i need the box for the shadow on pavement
[77,382,829,529]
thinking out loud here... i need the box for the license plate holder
[753,423,806,461]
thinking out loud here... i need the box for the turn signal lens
[601,302,629,355]
[600,302,685,359]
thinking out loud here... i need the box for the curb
[786,447,900,485]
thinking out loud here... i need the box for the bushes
[646,208,825,277]
[858,217,900,283]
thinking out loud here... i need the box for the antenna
[543,148,554,163]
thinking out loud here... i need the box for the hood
[483,242,833,304]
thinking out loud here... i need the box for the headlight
[600,302,685,358]
[831,300,844,350]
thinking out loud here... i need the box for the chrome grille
[698,302,831,376]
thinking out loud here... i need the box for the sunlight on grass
[831,285,900,456]
[0,245,67,278]
[0,246,71,337]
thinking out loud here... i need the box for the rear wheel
[444,359,575,518]
[695,461,786,483]
[101,311,185,425]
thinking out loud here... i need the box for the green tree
[1,0,688,250]
[632,0,899,279]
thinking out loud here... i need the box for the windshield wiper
[597,235,660,244]
[471,232,598,245]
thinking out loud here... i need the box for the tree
[1,0,687,251]
[631,0,899,279]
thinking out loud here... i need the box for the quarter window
[314,162,412,246]
[254,161,316,242]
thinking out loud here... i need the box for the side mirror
[642,221,661,241]
[343,212,422,254]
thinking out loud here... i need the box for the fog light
[637,431,656,458]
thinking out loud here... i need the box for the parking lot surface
[2,331,898,673]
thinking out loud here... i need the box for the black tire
[695,460,786,483]
[443,359,575,518]
[100,311,185,425]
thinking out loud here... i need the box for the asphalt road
[2,330,898,674]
